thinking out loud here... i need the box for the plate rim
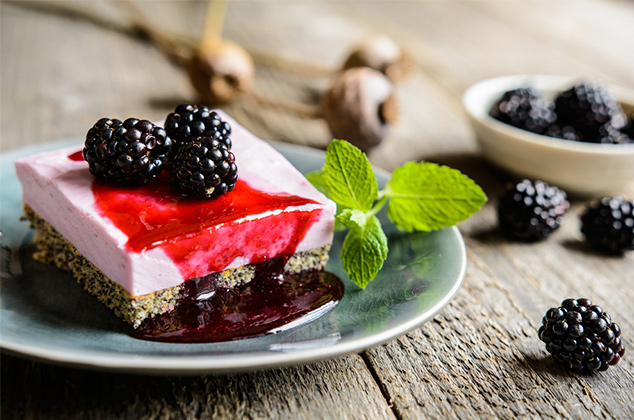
[0,139,466,375]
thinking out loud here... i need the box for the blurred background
[2,0,633,174]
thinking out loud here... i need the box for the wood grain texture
[2,1,633,419]
[365,203,634,419]
[2,354,395,420]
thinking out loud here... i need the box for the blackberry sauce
[89,168,323,279]
[131,256,344,343]
[66,150,341,343]
[68,150,85,161]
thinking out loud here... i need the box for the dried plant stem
[247,91,322,119]
[246,49,333,77]
[5,0,332,76]
[200,0,228,51]
[4,0,130,33]
[5,0,327,117]
[114,0,190,64]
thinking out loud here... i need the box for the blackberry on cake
[83,118,172,184]
[538,298,625,373]
[489,87,557,135]
[164,104,232,154]
[171,136,238,198]
[581,197,634,255]
[498,179,569,241]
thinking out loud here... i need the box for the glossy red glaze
[68,150,85,161]
[91,174,322,279]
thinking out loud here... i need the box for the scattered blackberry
[554,82,627,143]
[164,105,232,155]
[171,136,238,198]
[581,197,634,255]
[83,118,172,184]
[539,298,625,373]
[498,179,570,241]
[490,87,557,135]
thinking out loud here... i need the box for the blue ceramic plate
[0,140,466,374]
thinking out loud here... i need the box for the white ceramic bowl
[463,74,634,197]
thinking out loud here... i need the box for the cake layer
[15,111,336,296]
[24,207,331,327]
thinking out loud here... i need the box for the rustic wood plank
[332,0,634,94]
[0,3,191,152]
[1,353,396,420]
[362,203,634,419]
[2,1,633,419]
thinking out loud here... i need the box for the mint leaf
[385,161,487,232]
[323,139,378,211]
[337,208,369,229]
[340,215,388,289]
[306,169,350,232]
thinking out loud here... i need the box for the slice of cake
[15,110,336,328]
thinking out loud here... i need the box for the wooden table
[2,1,633,418]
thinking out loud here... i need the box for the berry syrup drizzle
[68,150,85,161]
[66,151,342,343]
[131,257,344,343]
[90,168,323,280]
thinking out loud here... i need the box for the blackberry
[171,136,238,198]
[601,112,634,144]
[581,197,634,255]
[539,298,625,373]
[544,124,583,142]
[624,112,634,139]
[164,104,232,155]
[490,87,557,135]
[554,82,627,142]
[83,118,172,184]
[498,179,570,241]
[598,129,634,145]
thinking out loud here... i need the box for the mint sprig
[309,139,487,289]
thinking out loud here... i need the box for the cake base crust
[23,205,331,328]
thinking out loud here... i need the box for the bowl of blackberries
[463,75,634,196]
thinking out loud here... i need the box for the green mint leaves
[323,140,378,211]
[309,139,487,289]
[340,214,388,289]
[386,162,488,232]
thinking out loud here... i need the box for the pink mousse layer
[15,112,335,296]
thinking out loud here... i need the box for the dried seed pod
[186,40,255,104]
[342,35,413,83]
[321,67,397,152]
